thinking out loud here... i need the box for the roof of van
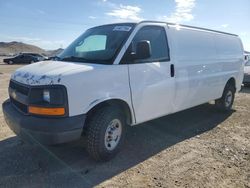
[104,20,238,37]
[138,20,238,37]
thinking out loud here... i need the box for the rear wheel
[85,106,126,161]
[215,83,235,111]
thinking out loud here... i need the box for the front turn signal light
[28,106,65,116]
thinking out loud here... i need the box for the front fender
[85,97,135,124]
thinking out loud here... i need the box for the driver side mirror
[135,40,151,60]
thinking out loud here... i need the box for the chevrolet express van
[3,21,244,161]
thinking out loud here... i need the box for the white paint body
[11,22,244,125]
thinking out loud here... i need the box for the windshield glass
[58,23,135,64]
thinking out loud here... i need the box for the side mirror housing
[135,40,151,60]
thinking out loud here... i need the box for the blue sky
[0,0,249,51]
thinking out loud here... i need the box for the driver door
[122,25,175,124]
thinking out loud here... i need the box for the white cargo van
[3,21,244,161]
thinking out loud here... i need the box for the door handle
[170,64,175,77]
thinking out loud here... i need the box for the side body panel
[169,26,219,111]
[213,33,244,92]
[169,25,244,112]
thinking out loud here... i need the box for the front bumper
[2,99,86,145]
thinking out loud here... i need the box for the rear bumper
[2,99,86,145]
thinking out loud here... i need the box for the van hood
[11,60,97,85]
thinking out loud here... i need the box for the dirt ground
[0,59,249,188]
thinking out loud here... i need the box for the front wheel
[215,84,235,111]
[85,106,126,161]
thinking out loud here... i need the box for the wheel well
[226,77,236,91]
[86,99,133,125]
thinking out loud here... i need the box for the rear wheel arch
[226,77,236,91]
[215,77,236,111]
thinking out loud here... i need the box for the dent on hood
[12,71,62,85]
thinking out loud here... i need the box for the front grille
[9,80,30,114]
[9,80,30,96]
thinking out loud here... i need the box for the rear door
[122,25,175,124]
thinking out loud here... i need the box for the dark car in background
[3,53,47,64]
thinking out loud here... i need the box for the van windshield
[58,23,135,64]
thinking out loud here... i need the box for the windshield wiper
[60,56,89,62]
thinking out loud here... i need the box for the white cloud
[106,4,143,21]
[88,16,97,19]
[158,0,196,23]
[221,24,229,28]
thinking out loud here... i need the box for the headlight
[28,85,68,116]
[43,89,50,103]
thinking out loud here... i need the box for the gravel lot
[0,59,249,188]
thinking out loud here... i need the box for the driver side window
[121,26,170,64]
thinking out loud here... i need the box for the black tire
[86,106,126,161]
[215,83,235,111]
[9,60,14,65]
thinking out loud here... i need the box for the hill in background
[0,41,63,57]
[46,48,64,57]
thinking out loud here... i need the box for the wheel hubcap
[104,119,122,151]
[225,90,233,107]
